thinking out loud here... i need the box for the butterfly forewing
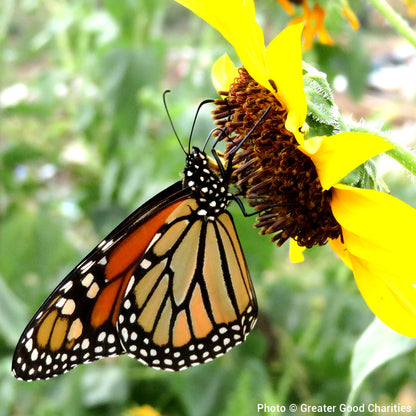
[12,262,125,380]
[117,199,257,371]
[12,183,189,381]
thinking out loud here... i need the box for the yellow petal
[331,184,416,247]
[328,236,352,270]
[289,238,306,263]
[265,24,307,141]
[340,228,392,263]
[330,231,416,337]
[349,253,416,337]
[211,54,239,93]
[330,184,416,336]
[300,133,395,190]
[174,0,269,88]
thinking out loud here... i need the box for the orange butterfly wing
[117,198,257,371]
[12,183,188,381]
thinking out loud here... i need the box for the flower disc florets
[213,68,342,248]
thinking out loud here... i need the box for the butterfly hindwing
[117,198,257,371]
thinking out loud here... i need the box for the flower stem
[386,146,416,176]
[367,0,416,48]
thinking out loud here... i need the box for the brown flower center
[212,68,341,248]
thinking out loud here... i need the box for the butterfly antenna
[202,126,227,152]
[224,106,271,180]
[230,106,271,158]
[163,90,186,155]
[189,98,215,153]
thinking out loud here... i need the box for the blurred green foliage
[1,1,415,415]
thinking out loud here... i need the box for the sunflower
[174,0,416,337]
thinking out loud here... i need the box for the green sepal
[340,159,378,190]
[303,64,341,137]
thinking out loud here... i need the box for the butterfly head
[184,147,232,219]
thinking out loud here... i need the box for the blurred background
[1,1,416,415]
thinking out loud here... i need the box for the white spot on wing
[102,240,114,252]
[124,276,135,296]
[86,282,100,299]
[121,328,128,341]
[81,273,94,287]
[61,299,76,315]
[31,349,38,361]
[97,332,106,342]
[56,298,66,308]
[61,281,73,293]
[140,259,152,269]
[148,233,162,250]
[80,260,94,273]
[98,256,107,265]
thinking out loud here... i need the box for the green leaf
[303,65,340,137]
[99,45,166,137]
[346,318,416,412]
[340,160,378,190]
[0,357,18,416]
[0,0,14,41]
[81,363,128,407]
[221,359,268,416]
[0,205,78,297]
[0,274,28,346]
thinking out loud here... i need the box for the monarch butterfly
[12,99,269,381]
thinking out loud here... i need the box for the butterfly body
[12,145,257,381]
[183,147,231,218]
